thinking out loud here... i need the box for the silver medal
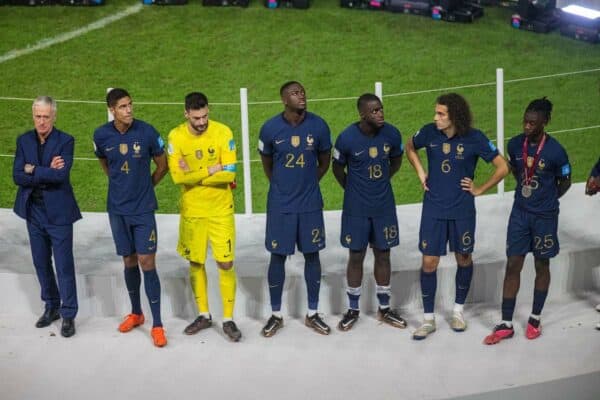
[521,185,532,198]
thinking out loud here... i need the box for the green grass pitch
[0,1,598,213]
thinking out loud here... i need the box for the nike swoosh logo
[515,157,523,160]
[105,147,114,151]
[275,140,286,144]
[429,144,438,147]
[354,151,364,156]
[151,300,159,304]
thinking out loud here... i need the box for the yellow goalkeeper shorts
[177,214,235,264]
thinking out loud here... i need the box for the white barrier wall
[1,183,598,320]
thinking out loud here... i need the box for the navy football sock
[420,270,437,314]
[532,289,548,316]
[455,263,473,305]
[347,286,361,310]
[124,266,142,315]
[143,269,162,327]
[501,297,516,322]
[303,252,321,311]
[268,253,286,312]
[376,285,391,309]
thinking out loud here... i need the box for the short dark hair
[106,88,130,108]
[525,97,553,123]
[280,81,302,96]
[436,93,472,136]
[357,93,381,111]
[185,92,209,111]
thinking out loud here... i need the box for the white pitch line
[0,4,144,64]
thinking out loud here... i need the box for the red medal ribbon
[521,133,546,186]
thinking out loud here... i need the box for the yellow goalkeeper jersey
[167,120,236,217]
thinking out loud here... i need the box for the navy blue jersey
[507,133,570,216]
[412,123,499,219]
[258,112,332,213]
[333,122,403,217]
[93,120,165,215]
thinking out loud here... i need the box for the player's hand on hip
[178,158,191,172]
[50,156,65,169]
[461,177,481,196]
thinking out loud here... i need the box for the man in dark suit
[13,96,82,338]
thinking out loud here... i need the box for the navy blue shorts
[265,210,325,255]
[419,214,475,256]
[108,212,157,256]
[340,213,399,251]
[506,207,559,258]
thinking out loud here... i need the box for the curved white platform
[1,183,599,400]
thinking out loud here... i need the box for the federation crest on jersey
[195,149,203,160]
[119,143,128,155]
[538,159,545,170]
[291,136,300,148]
[369,147,378,158]
[133,142,141,158]
[306,134,314,148]
[208,147,216,160]
[442,143,451,155]
[456,144,464,159]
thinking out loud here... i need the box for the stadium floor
[1,297,599,400]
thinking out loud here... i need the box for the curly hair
[525,97,553,123]
[436,93,472,136]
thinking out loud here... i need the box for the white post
[106,87,114,122]
[240,88,253,215]
[496,68,505,195]
[375,81,383,101]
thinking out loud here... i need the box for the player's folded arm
[202,164,236,186]
[169,167,210,186]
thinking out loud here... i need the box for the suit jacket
[13,127,82,225]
